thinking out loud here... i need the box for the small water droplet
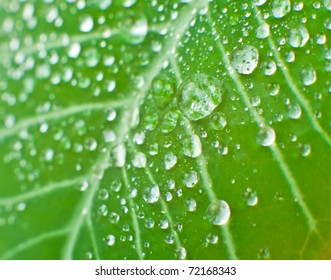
[261,60,277,76]
[164,152,178,170]
[243,188,259,206]
[301,65,317,86]
[287,103,302,119]
[178,74,225,121]
[80,15,94,33]
[132,152,147,168]
[181,134,202,158]
[257,126,276,146]
[117,11,148,44]
[230,45,259,75]
[143,185,160,203]
[271,0,291,18]
[182,171,199,188]
[256,22,270,39]
[206,200,231,226]
[266,82,280,96]
[110,144,126,167]
[175,247,187,260]
[301,144,311,157]
[185,199,197,212]
[288,25,309,48]
[209,112,227,130]
[160,111,179,134]
[98,188,109,201]
[151,76,175,108]
[106,234,116,246]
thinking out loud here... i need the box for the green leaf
[1,0,331,260]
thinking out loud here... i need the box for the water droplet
[178,74,225,121]
[301,144,311,157]
[256,22,270,39]
[287,103,302,119]
[110,144,126,167]
[181,134,202,158]
[271,0,291,18]
[151,76,175,108]
[230,45,259,75]
[109,212,120,224]
[68,42,81,58]
[243,188,258,206]
[182,171,199,188]
[143,185,160,203]
[80,15,94,33]
[185,199,197,212]
[258,248,270,259]
[175,247,187,260]
[117,11,148,44]
[206,200,231,226]
[261,60,277,76]
[106,234,116,246]
[98,204,108,216]
[132,152,147,168]
[288,26,309,48]
[160,111,178,134]
[325,0,331,10]
[266,82,280,96]
[209,112,227,130]
[159,218,169,229]
[164,152,178,170]
[250,96,261,107]
[257,126,276,146]
[110,179,122,193]
[301,65,317,86]
[98,188,109,201]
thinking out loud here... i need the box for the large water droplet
[178,74,225,121]
[206,200,231,226]
[288,26,309,48]
[230,45,259,75]
[271,0,291,18]
[257,126,276,146]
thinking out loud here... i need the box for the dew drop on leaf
[266,82,280,96]
[206,200,231,226]
[256,22,270,39]
[143,185,160,204]
[181,134,202,158]
[178,74,224,121]
[243,188,259,206]
[160,111,179,134]
[117,11,148,45]
[185,199,197,212]
[288,26,309,48]
[301,65,317,86]
[110,144,126,167]
[261,60,277,76]
[182,170,199,188]
[271,0,291,18]
[230,45,259,75]
[131,152,147,168]
[80,15,94,33]
[151,76,175,108]
[106,234,116,246]
[164,152,177,170]
[287,103,302,119]
[209,112,227,131]
[175,247,187,260]
[257,126,276,147]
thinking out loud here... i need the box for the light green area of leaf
[0,0,331,260]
